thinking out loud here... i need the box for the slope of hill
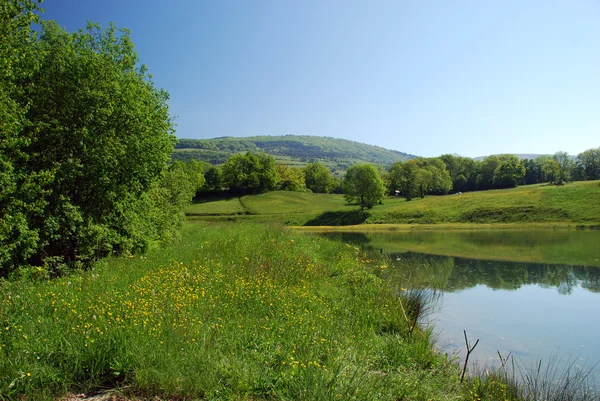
[472,154,547,161]
[172,135,416,173]
[186,180,600,226]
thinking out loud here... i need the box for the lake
[320,229,600,383]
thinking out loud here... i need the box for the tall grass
[468,354,598,401]
[0,223,460,400]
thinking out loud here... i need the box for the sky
[40,0,600,158]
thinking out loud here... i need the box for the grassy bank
[186,181,600,226]
[1,223,463,400]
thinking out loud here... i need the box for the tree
[1,18,177,275]
[541,158,560,183]
[389,161,420,201]
[303,162,336,193]
[204,165,223,191]
[180,160,207,195]
[343,164,385,209]
[1,0,45,276]
[276,164,306,192]
[492,156,525,189]
[439,154,477,192]
[476,156,501,190]
[553,151,572,184]
[578,148,600,180]
[222,152,278,195]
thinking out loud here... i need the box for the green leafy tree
[144,163,196,245]
[0,0,45,276]
[204,165,223,191]
[421,158,452,195]
[553,151,572,184]
[439,154,477,192]
[1,18,177,275]
[222,152,277,195]
[389,161,420,201]
[476,156,501,190]
[276,164,306,192]
[343,163,385,209]
[577,148,600,180]
[541,158,560,183]
[181,160,207,195]
[416,168,433,198]
[492,156,525,188]
[303,162,336,193]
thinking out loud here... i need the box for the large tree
[492,155,525,189]
[303,162,337,193]
[1,16,178,275]
[222,152,278,195]
[276,164,306,192]
[553,151,572,185]
[578,148,600,181]
[343,163,385,209]
[0,0,45,276]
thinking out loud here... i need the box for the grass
[187,181,600,226]
[467,354,598,401]
[186,197,247,215]
[0,223,463,400]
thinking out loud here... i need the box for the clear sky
[40,0,600,158]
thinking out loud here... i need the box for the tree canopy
[222,152,278,195]
[343,164,385,209]
[1,8,179,276]
[303,162,337,193]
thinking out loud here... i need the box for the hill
[186,180,600,226]
[472,153,578,161]
[172,135,416,173]
[472,154,547,161]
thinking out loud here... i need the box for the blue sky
[41,0,600,158]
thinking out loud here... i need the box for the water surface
[321,229,600,380]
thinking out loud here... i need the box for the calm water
[321,229,600,381]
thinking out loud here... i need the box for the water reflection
[385,252,600,295]
[318,229,600,382]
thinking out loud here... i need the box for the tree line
[192,147,600,210]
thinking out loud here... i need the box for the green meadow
[3,183,600,400]
[187,181,600,226]
[0,223,466,400]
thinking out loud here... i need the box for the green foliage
[172,135,416,172]
[389,161,418,200]
[303,162,337,193]
[577,148,600,180]
[188,181,600,226]
[492,155,526,189]
[276,163,307,191]
[222,152,278,195]
[1,16,180,276]
[179,160,207,194]
[553,151,572,185]
[541,157,560,183]
[343,164,386,209]
[203,165,223,191]
[0,223,461,400]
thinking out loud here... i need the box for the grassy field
[0,223,467,400]
[187,181,600,226]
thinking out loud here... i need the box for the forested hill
[172,135,416,172]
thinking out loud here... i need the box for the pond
[320,229,600,383]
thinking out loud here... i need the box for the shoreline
[291,222,600,231]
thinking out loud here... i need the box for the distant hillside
[473,154,547,161]
[172,135,416,174]
[473,154,578,161]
